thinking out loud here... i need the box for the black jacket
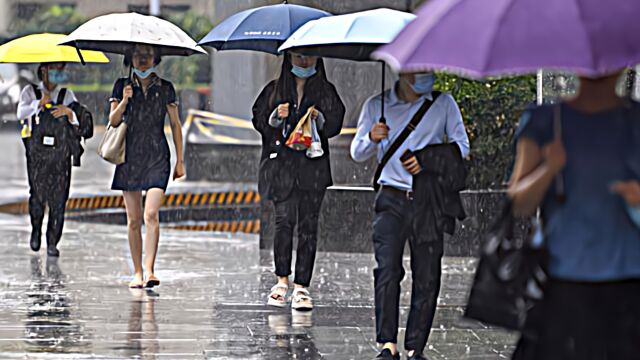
[412,143,467,245]
[252,58,345,201]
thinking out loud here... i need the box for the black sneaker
[407,352,428,360]
[375,349,400,360]
[47,246,60,257]
[30,231,41,252]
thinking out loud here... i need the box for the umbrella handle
[379,61,386,124]
[74,43,86,66]
[123,65,134,116]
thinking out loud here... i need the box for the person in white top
[351,71,469,360]
[17,62,80,257]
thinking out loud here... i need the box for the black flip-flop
[129,281,144,289]
[145,279,160,288]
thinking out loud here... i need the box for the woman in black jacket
[252,52,345,310]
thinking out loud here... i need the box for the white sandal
[291,288,313,311]
[267,283,289,307]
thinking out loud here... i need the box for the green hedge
[435,74,537,189]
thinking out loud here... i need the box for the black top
[252,58,345,201]
[110,76,177,192]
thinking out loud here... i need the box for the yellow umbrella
[0,33,109,63]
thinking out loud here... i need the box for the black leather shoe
[407,352,428,360]
[30,231,41,252]
[375,349,400,360]
[47,246,60,257]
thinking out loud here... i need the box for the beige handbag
[97,122,127,165]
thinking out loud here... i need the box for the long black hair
[268,53,330,111]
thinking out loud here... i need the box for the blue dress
[109,76,177,192]
[518,103,640,281]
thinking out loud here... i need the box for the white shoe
[267,283,289,308]
[291,288,313,311]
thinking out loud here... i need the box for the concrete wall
[0,0,9,34]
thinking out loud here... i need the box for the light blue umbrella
[279,8,416,123]
[279,8,415,60]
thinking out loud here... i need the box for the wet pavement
[0,214,516,359]
[0,124,516,359]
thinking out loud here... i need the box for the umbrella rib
[481,0,520,75]
[343,17,360,40]
[400,0,465,72]
[287,6,294,45]
[572,0,598,74]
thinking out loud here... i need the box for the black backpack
[29,85,93,166]
[68,101,94,166]
[30,85,73,154]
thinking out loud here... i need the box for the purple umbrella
[372,0,640,78]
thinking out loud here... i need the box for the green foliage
[435,74,536,189]
[10,5,85,36]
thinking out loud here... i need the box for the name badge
[269,153,278,159]
[43,136,55,146]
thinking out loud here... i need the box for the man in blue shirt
[351,72,469,360]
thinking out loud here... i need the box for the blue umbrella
[198,2,331,54]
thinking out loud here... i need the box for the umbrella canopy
[278,8,415,61]
[372,0,640,78]
[198,3,330,54]
[61,12,206,56]
[0,33,109,64]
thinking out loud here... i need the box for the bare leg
[143,188,164,281]
[123,191,144,287]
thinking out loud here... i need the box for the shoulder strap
[30,84,41,100]
[373,91,441,191]
[56,88,67,105]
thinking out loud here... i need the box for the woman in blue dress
[108,44,185,288]
[510,71,640,359]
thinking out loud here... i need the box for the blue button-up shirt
[350,85,470,191]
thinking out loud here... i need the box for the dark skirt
[112,157,170,192]
[512,278,640,360]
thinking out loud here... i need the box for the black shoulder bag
[465,105,564,334]
[372,92,441,191]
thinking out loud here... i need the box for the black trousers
[372,189,443,353]
[24,140,71,248]
[273,187,325,287]
[512,278,640,360]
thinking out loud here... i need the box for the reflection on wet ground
[0,214,516,359]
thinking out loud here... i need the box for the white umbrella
[61,12,206,58]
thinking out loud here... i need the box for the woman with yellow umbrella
[0,33,108,257]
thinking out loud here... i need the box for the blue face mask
[47,70,67,84]
[291,64,317,79]
[410,73,436,95]
[133,66,156,79]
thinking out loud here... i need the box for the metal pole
[150,0,161,16]
[536,69,543,105]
